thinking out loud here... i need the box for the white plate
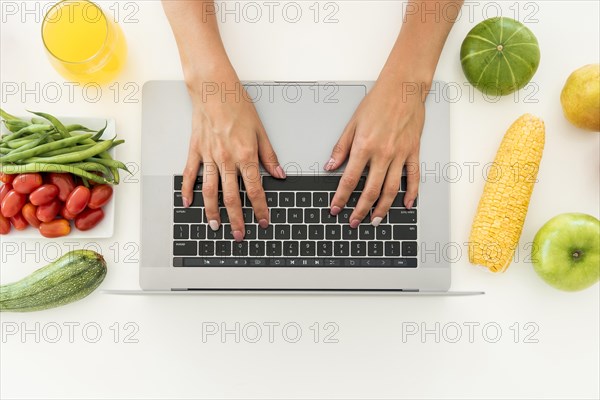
[2,116,116,239]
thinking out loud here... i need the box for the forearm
[162,0,237,92]
[380,0,464,91]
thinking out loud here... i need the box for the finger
[241,157,269,229]
[350,160,389,229]
[404,153,420,209]
[202,160,221,231]
[257,128,286,179]
[330,151,368,217]
[221,161,245,242]
[372,158,403,226]
[325,121,356,171]
[181,145,202,209]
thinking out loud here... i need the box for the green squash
[461,17,540,96]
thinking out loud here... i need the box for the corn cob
[469,114,545,272]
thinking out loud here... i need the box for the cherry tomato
[75,208,105,231]
[88,185,113,209]
[0,214,10,234]
[48,173,76,202]
[0,173,15,184]
[10,211,28,230]
[39,219,71,238]
[22,203,41,228]
[12,173,43,194]
[60,205,77,221]
[0,184,12,203]
[65,186,90,215]
[29,184,59,206]
[1,190,27,218]
[36,199,62,223]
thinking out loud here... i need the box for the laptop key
[300,241,316,256]
[342,226,358,240]
[389,209,417,223]
[391,192,405,208]
[292,224,307,239]
[351,241,366,256]
[279,192,294,207]
[190,225,206,239]
[339,208,352,224]
[402,241,418,256]
[394,258,418,267]
[325,225,341,240]
[288,209,303,223]
[317,241,333,257]
[304,208,320,223]
[385,241,401,256]
[249,241,265,256]
[223,224,234,240]
[401,176,407,191]
[265,192,278,207]
[173,241,197,256]
[271,208,286,223]
[321,209,338,224]
[308,225,324,240]
[296,192,311,207]
[283,241,299,257]
[174,208,202,223]
[376,225,392,240]
[334,242,350,256]
[207,227,223,240]
[313,192,329,207]
[258,225,273,239]
[393,225,417,240]
[347,192,361,207]
[266,241,282,257]
[368,241,384,257]
[275,225,290,240]
[174,225,189,239]
[216,241,231,256]
[245,224,257,239]
[199,241,215,256]
[232,241,248,256]
[242,208,253,223]
[174,192,183,207]
[360,225,375,240]
[219,208,229,223]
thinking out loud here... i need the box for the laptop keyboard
[172,175,418,267]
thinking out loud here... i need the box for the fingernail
[350,219,360,229]
[406,200,414,209]
[324,158,335,171]
[330,206,341,216]
[371,216,383,227]
[259,219,269,229]
[209,220,220,231]
[233,230,244,242]
[182,197,190,208]
[275,166,286,179]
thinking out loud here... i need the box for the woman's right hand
[182,76,286,242]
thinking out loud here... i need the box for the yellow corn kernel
[469,114,545,272]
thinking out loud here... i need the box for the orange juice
[42,0,127,84]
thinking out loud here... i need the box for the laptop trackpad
[251,83,367,173]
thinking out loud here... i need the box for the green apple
[532,213,600,291]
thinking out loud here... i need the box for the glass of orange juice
[42,0,127,84]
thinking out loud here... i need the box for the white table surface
[1,1,599,399]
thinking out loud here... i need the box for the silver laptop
[140,81,450,291]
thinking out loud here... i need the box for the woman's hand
[182,77,286,242]
[326,77,425,228]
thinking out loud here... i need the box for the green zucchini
[0,250,107,312]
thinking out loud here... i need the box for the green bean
[90,121,107,141]
[0,163,110,184]
[6,131,53,155]
[28,111,71,138]
[3,120,30,133]
[0,148,10,155]
[83,156,128,171]
[68,161,111,176]
[38,144,96,158]
[31,117,47,125]
[110,140,125,149]
[18,138,112,164]
[0,134,92,163]
[0,108,20,121]
[66,124,96,133]
[0,124,53,143]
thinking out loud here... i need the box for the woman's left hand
[326,77,426,228]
